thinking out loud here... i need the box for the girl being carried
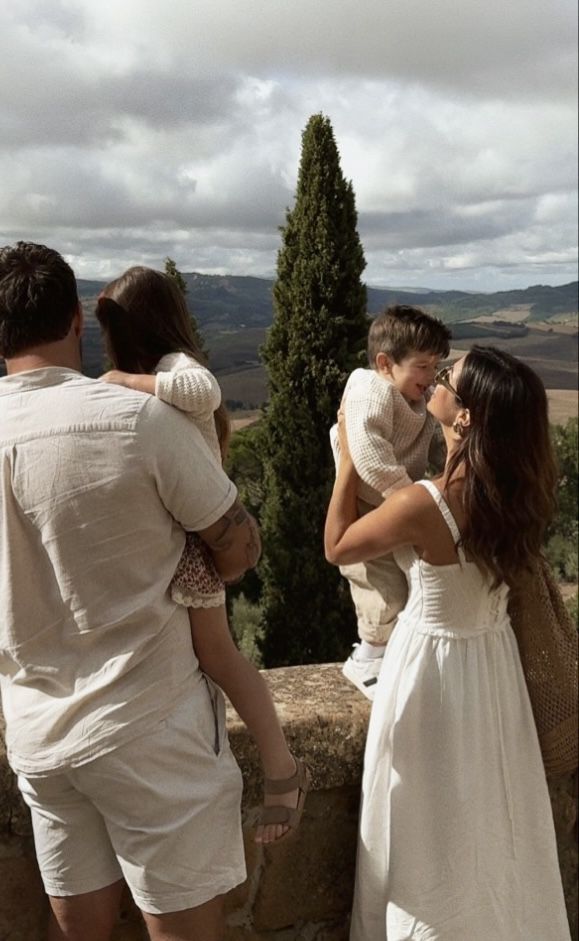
[97,266,309,845]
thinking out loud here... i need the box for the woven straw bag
[508,555,578,779]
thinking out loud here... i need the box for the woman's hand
[324,406,358,563]
[337,405,348,452]
[336,403,355,473]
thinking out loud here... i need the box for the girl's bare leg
[189,605,298,844]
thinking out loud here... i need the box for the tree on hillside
[258,113,369,666]
[164,256,188,295]
[164,256,206,355]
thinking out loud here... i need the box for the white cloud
[0,0,577,290]
[56,0,577,98]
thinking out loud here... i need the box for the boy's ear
[375,351,393,374]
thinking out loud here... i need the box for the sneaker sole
[342,658,378,701]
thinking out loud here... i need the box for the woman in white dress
[325,346,570,941]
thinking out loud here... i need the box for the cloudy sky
[1,0,577,291]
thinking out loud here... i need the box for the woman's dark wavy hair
[96,266,230,458]
[445,346,558,587]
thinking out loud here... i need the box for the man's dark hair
[368,304,451,366]
[0,241,79,358]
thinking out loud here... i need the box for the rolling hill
[76,274,578,332]
[2,276,577,402]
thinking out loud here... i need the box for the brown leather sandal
[257,757,311,843]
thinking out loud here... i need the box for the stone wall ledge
[227,663,371,808]
[0,664,576,940]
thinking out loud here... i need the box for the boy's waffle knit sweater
[330,368,437,507]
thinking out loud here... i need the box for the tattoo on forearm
[205,500,251,551]
[203,499,261,572]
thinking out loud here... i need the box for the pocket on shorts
[202,674,227,756]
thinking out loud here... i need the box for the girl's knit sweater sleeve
[345,379,412,499]
[155,359,221,419]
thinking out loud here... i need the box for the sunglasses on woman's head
[434,365,462,402]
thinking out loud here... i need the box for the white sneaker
[342,645,383,701]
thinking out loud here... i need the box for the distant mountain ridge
[1,276,576,396]
[77,275,578,332]
[19,275,570,389]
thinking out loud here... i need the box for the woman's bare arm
[324,411,423,565]
[325,483,423,566]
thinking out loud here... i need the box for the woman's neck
[442,423,460,456]
[440,424,466,489]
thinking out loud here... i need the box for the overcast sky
[1,0,577,291]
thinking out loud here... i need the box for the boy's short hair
[0,241,78,358]
[368,304,451,366]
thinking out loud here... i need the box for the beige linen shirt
[0,367,237,775]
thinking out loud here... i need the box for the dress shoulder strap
[415,479,462,546]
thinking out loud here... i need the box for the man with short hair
[0,241,260,941]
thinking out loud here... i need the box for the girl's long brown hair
[445,346,558,587]
[96,266,230,459]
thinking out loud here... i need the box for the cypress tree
[164,256,206,355]
[164,256,188,295]
[259,113,368,666]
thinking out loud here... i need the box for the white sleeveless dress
[350,480,570,941]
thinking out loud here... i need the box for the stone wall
[0,664,576,940]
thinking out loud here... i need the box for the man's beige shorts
[17,679,246,915]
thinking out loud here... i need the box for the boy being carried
[331,305,451,699]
